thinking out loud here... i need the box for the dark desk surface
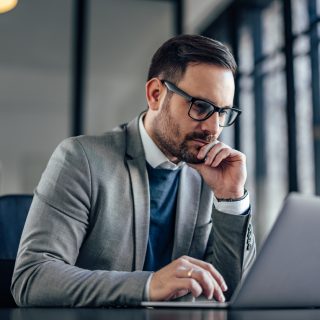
[1,308,320,320]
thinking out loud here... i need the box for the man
[11,35,256,307]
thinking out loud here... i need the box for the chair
[0,194,33,307]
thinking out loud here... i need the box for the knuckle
[176,256,187,265]
[214,273,224,284]
[238,151,246,159]
[176,261,184,269]
[199,269,210,282]
[217,273,224,282]
[205,269,212,280]
[205,262,215,272]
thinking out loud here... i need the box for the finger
[175,266,214,299]
[175,261,226,302]
[197,140,220,160]
[170,289,190,300]
[203,144,228,165]
[212,148,245,167]
[210,148,232,167]
[173,278,203,298]
[191,269,225,301]
[181,256,228,291]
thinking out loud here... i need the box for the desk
[1,308,320,320]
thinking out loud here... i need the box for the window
[202,0,320,244]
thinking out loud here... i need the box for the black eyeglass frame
[161,79,242,127]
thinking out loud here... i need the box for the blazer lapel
[125,116,150,271]
[172,165,202,259]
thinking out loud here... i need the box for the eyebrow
[192,94,231,109]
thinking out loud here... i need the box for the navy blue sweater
[143,163,181,271]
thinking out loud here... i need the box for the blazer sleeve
[204,208,256,300]
[11,137,151,307]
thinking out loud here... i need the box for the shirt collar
[139,113,184,170]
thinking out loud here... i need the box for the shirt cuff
[144,273,154,301]
[212,191,250,215]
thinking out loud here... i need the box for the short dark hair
[147,34,237,83]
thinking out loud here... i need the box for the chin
[185,158,203,164]
[179,151,203,164]
[175,143,200,163]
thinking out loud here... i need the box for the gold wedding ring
[187,268,194,278]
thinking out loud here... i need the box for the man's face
[149,63,235,164]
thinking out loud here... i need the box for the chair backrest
[0,194,33,307]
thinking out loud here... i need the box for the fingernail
[222,283,228,291]
[220,294,225,302]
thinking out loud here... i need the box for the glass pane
[294,55,315,194]
[262,70,288,239]
[239,77,255,207]
[256,0,288,243]
[238,25,254,74]
[238,24,256,214]
[85,0,174,134]
[261,52,285,75]
[293,35,310,56]
[291,0,309,35]
[0,0,72,194]
[218,35,234,148]
[262,0,284,55]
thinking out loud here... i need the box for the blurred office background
[0,0,319,246]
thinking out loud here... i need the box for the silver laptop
[141,192,320,308]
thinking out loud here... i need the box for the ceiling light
[0,0,18,14]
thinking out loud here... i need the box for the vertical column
[71,0,88,136]
[229,5,241,151]
[174,0,183,35]
[283,0,299,192]
[252,7,267,245]
[309,0,320,195]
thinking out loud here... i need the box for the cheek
[174,121,193,139]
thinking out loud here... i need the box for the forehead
[177,63,235,105]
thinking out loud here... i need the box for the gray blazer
[11,116,256,307]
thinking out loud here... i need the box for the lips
[192,139,208,147]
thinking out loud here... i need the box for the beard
[151,95,215,164]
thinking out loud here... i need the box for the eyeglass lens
[189,100,237,126]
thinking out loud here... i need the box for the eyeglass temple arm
[162,80,193,102]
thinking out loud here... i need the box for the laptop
[141,192,320,308]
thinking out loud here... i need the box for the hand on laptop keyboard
[149,255,228,302]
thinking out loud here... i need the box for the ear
[145,78,164,111]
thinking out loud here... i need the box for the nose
[199,111,220,134]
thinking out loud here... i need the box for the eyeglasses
[161,80,241,127]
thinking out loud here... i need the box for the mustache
[185,132,216,143]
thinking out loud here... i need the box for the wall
[0,0,173,195]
